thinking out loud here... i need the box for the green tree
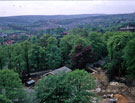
[55,27,65,35]
[0,46,6,69]
[0,69,26,103]
[45,45,62,70]
[123,38,135,78]
[103,32,116,43]
[30,44,46,71]
[106,32,135,79]
[88,32,106,60]
[67,70,96,103]
[0,94,13,103]
[60,34,75,65]
[5,45,14,69]
[40,34,50,47]
[35,70,97,103]
[73,37,88,47]
[68,28,88,37]
[12,44,25,77]
[46,36,58,47]
[21,41,31,78]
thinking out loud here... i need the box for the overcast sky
[0,1,135,17]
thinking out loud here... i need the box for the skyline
[0,1,135,17]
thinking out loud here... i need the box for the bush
[35,70,97,103]
[0,69,26,103]
[0,94,13,103]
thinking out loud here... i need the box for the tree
[40,34,50,47]
[12,44,25,77]
[70,45,93,70]
[21,41,31,78]
[45,45,62,70]
[60,34,75,65]
[103,32,116,43]
[55,27,65,35]
[88,32,106,60]
[66,70,97,103]
[60,34,88,66]
[0,69,26,103]
[0,94,13,103]
[46,37,58,47]
[0,46,6,69]
[44,36,62,70]
[68,28,88,37]
[30,44,46,71]
[106,32,135,79]
[73,37,88,48]
[35,70,97,103]
[5,45,14,69]
[123,38,135,78]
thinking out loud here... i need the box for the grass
[0,29,26,34]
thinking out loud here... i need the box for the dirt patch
[99,98,110,103]
[114,94,129,103]
[90,67,135,102]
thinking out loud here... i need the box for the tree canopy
[35,70,97,103]
[0,69,26,103]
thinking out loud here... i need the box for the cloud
[0,1,134,17]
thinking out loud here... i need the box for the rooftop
[49,66,72,75]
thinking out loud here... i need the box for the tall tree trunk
[0,59,2,70]
[25,53,30,78]
[36,54,40,70]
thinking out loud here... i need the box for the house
[44,66,72,76]
[61,32,67,35]
[3,40,15,45]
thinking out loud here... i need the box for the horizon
[0,13,105,17]
[0,1,135,17]
[0,13,133,18]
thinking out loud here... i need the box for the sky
[0,1,135,17]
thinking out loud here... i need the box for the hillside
[0,14,105,25]
[0,13,135,34]
[23,13,135,32]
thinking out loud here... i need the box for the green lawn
[0,29,26,34]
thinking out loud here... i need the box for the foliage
[67,70,96,103]
[88,32,106,60]
[106,32,135,79]
[45,45,62,70]
[68,28,88,37]
[21,40,31,77]
[70,45,93,69]
[5,45,14,69]
[60,34,75,66]
[0,94,13,103]
[0,69,26,103]
[46,37,58,47]
[0,46,6,69]
[30,44,46,71]
[12,44,25,77]
[123,38,135,78]
[103,32,116,42]
[40,34,50,47]
[35,70,97,103]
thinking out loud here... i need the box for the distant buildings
[3,40,15,45]
[0,33,7,37]
[119,26,135,32]
[61,32,67,35]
